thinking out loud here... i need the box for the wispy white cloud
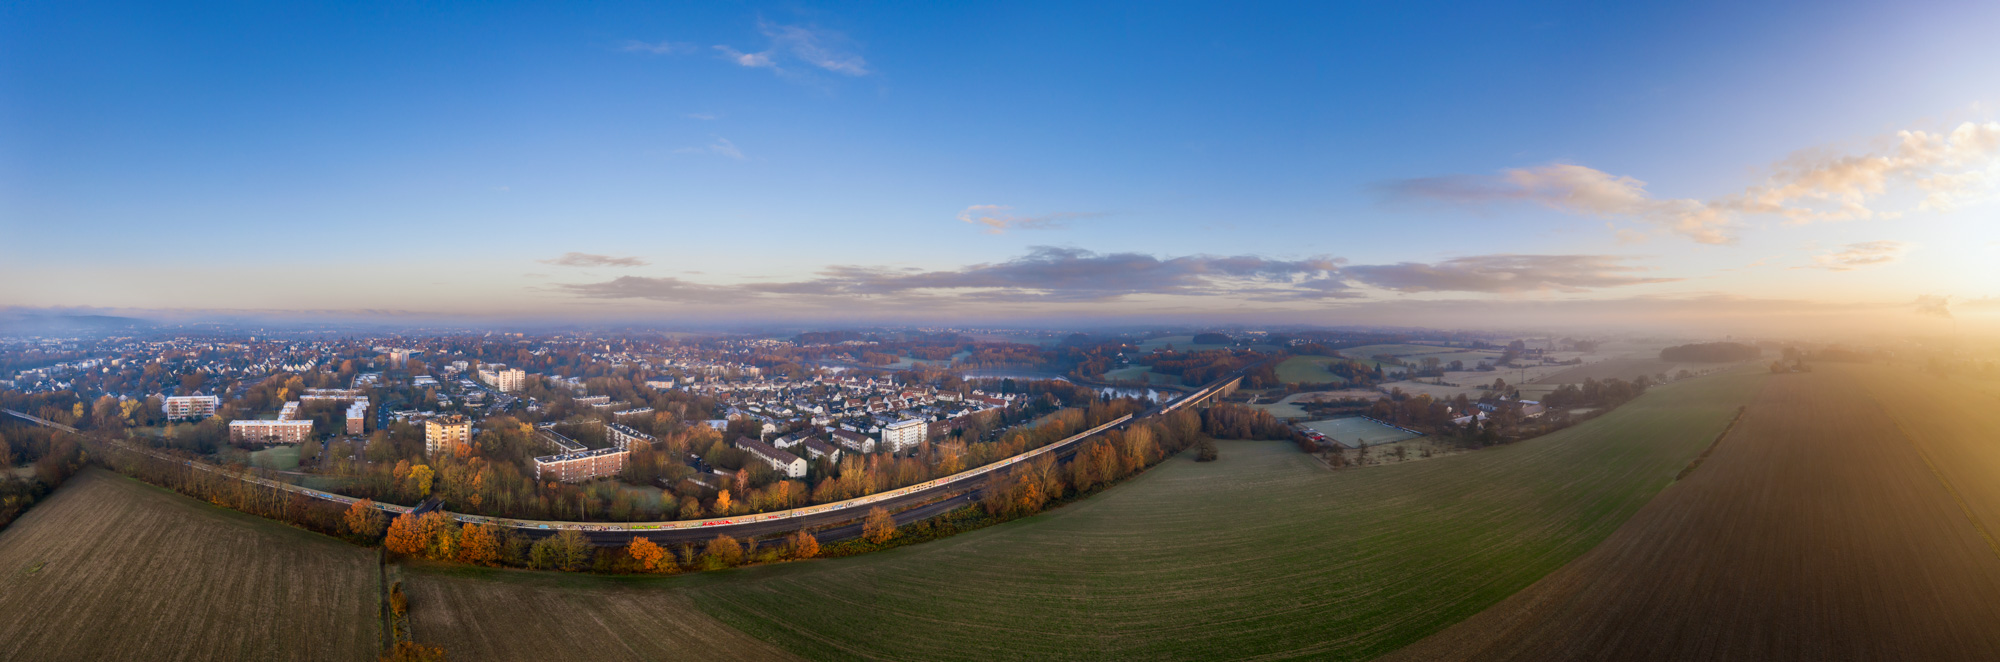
[675,137,745,160]
[714,45,777,70]
[1806,240,1908,271]
[621,40,697,55]
[709,19,870,77]
[1383,120,2000,244]
[759,21,869,75]
[955,205,1105,234]
[1341,254,1679,293]
[538,252,650,268]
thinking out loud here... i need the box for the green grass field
[1135,335,1231,351]
[683,368,1766,660]
[1103,365,1179,384]
[1276,355,1352,385]
[249,445,300,471]
[1338,343,1463,358]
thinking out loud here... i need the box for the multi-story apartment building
[477,364,526,393]
[229,419,314,444]
[425,415,469,456]
[605,422,656,452]
[735,436,807,478]
[829,429,876,454]
[345,400,368,435]
[533,447,627,483]
[882,418,928,453]
[162,395,220,420]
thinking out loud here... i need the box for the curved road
[4,361,1257,547]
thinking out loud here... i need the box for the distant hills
[0,310,155,337]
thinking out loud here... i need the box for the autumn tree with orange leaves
[702,535,744,569]
[627,537,669,572]
[863,506,896,544]
[384,511,451,558]
[383,513,426,555]
[791,530,819,559]
[456,523,500,566]
[344,499,386,539]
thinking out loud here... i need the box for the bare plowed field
[403,565,796,662]
[0,468,381,661]
[1388,365,2000,661]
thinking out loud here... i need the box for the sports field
[1301,416,1419,447]
[678,368,1763,660]
[0,468,381,661]
[1391,364,2000,660]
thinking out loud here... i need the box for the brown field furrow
[1385,366,2000,661]
[400,566,799,662]
[0,467,380,662]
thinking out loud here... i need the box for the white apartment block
[229,419,313,444]
[476,364,527,392]
[883,418,927,453]
[736,436,807,478]
[605,422,657,452]
[163,395,219,420]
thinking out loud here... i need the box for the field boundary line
[1887,414,2000,563]
[1674,405,1745,482]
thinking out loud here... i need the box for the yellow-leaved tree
[627,537,668,572]
[863,506,896,544]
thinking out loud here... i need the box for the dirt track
[1387,365,2000,661]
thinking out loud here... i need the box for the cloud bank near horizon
[1382,121,2000,244]
[551,247,1677,306]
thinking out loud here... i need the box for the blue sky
[4,1,1998,333]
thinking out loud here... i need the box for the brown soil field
[0,467,381,661]
[403,564,797,662]
[1388,364,2000,661]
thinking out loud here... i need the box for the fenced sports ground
[1301,416,1421,448]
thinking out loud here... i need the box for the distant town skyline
[5,1,1999,335]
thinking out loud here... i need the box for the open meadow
[1274,355,1352,385]
[0,467,381,661]
[1389,364,2000,661]
[671,368,1764,660]
[1101,365,1179,385]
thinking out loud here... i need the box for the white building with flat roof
[735,436,807,478]
[883,418,927,453]
[163,395,219,420]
